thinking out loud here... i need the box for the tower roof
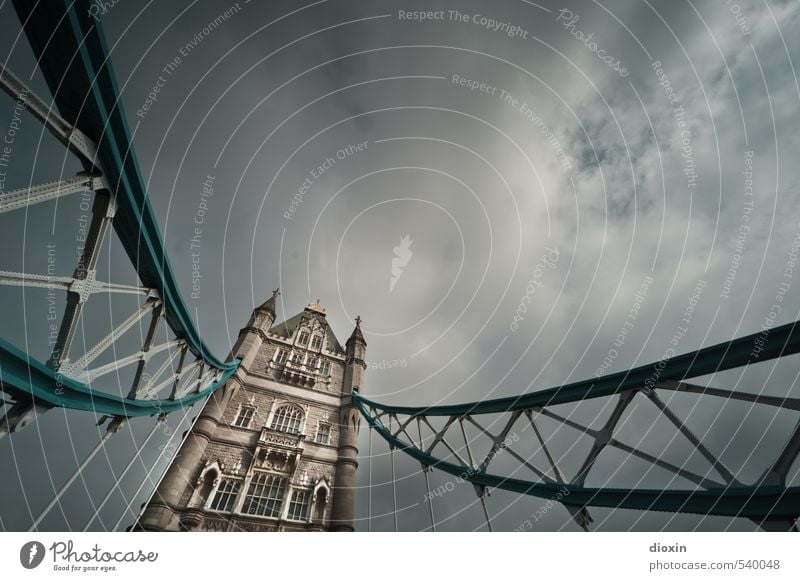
[305,298,326,315]
[270,301,344,354]
[256,288,280,316]
[347,315,366,346]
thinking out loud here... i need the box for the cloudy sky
[1,0,799,532]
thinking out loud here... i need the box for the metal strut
[478,490,493,532]
[82,415,166,531]
[418,420,436,532]
[389,416,398,532]
[125,401,203,531]
[28,417,125,531]
[367,425,373,532]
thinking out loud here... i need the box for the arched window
[270,405,303,434]
[193,470,217,509]
[313,487,327,524]
[315,423,331,445]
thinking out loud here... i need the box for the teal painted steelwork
[0,0,239,416]
[353,391,800,518]
[354,319,800,518]
[10,0,237,373]
[355,319,800,416]
[0,337,234,417]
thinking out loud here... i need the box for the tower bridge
[0,0,798,533]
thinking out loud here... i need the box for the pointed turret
[138,287,280,532]
[330,315,367,531]
[342,315,366,395]
[233,288,280,369]
[347,315,366,347]
[256,287,280,318]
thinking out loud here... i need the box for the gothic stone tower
[137,291,366,532]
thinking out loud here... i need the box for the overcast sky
[1,0,800,532]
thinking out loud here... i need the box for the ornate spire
[257,287,280,316]
[347,314,366,346]
[305,298,327,315]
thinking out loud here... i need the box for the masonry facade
[137,291,366,532]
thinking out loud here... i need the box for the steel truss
[0,1,237,438]
[355,321,800,530]
[0,0,241,531]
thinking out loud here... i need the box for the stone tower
[137,290,366,532]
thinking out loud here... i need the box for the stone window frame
[311,478,330,525]
[208,477,242,512]
[286,488,312,522]
[240,472,288,518]
[275,348,289,365]
[310,334,323,350]
[319,359,331,376]
[297,330,310,346]
[269,403,304,434]
[315,422,331,445]
[233,404,257,429]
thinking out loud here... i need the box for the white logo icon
[20,541,45,569]
[390,235,413,292]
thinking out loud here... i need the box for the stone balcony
[258,426,305,451]
[274,359,317,387]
